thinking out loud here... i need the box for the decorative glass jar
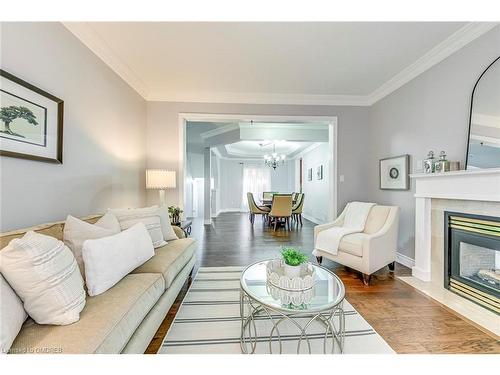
[435,151,450,173]
[423,151,436,173]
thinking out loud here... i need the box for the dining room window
[242,165,271,211]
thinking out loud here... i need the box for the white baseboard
[301,214,324,225]
[218,208,246,213]
[396,252,415,268]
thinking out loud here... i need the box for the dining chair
[268,194,293,231]
[292,193,305,225]
[262,191,274,201]
[247,192,270,224]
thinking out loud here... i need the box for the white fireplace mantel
[410,168,500,281]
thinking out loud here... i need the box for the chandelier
[263,143,286,170]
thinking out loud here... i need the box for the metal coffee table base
[240,290,345,354]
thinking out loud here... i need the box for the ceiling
[64,22,497,105]
[186,121,327,159]
[225,140,314,158]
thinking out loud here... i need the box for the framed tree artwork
[379,154,410,190]
[0,70,63,163]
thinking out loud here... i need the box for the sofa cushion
[0,216,101,250]
[9,273,164,354]
[364,206,390,234]
[339,233,365,257]
[132,238,196,288]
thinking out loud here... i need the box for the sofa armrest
[172,225,186,239]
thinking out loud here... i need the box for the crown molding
[199,124,239,139]
[239,122,328,130]
[63,22,498,106]
[472,113,500,129]
[148,91,370,106]
[366,22,499,105]
[62,22,150,98]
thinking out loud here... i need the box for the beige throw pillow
[156,206,178,241]
[63,213,121,277]
[108,206,170,247]
[0,232,86,325]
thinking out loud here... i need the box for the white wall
[219,159,244,210]
[300,143,330,224]
[366,25,500,259]
[0,23,147,231]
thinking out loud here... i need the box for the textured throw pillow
[0,274,27,354]
[63,213,121,277]
[0,232,86,325]
[82,223,155,296]
[108,206,170,247]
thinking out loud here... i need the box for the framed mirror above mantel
[465,56,500,170]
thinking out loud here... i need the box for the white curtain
[242,166,271,211]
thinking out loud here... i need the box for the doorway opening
[180,114,338,226]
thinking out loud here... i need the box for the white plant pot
[283,263,302,278]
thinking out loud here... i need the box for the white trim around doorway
[178,113,339,224]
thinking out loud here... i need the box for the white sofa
[314,203,400,285]
[0,215,196,354]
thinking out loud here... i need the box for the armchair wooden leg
[315,256,323,265]
[388,261,395,272]
[362,273,371,286]
[299,214,303,225]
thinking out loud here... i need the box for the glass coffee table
[240,259,345,354]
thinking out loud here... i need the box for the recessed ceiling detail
[225,140,309,158]
[69,22,497,105]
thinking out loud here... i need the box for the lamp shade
[146,169,176,189]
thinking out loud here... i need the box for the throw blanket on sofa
[313,202,375,257]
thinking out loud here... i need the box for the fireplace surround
[444,211,500,314]
[403,168,500,336]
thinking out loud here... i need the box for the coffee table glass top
[240,260,345,313]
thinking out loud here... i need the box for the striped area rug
[158,266,394,354]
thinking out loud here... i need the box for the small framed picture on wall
[379,154,410,190]
[316,165,323,180]
[307,168,313,181]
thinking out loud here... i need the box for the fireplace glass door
[445,212,500,314]
[457,241,499,293]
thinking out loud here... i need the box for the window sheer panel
[242,166,271,211]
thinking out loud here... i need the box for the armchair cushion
[339,233,365,257]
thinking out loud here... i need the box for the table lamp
[146,169,176,206]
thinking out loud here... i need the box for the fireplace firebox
[444,211,500,314]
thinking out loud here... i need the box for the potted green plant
[168,206,183,225]
[281,247,309,278]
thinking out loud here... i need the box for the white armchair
[314,203,400,285]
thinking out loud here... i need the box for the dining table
[260,198,296,207]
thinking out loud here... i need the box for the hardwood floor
[145,213,500,354]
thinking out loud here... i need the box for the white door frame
[178,113,338,222]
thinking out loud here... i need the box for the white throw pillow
[82,223,155,296]
[63,213,121,277]
[156,206,178,241]
[108,206,170,247]
[0,274,27,354]
[0,232,86,325]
